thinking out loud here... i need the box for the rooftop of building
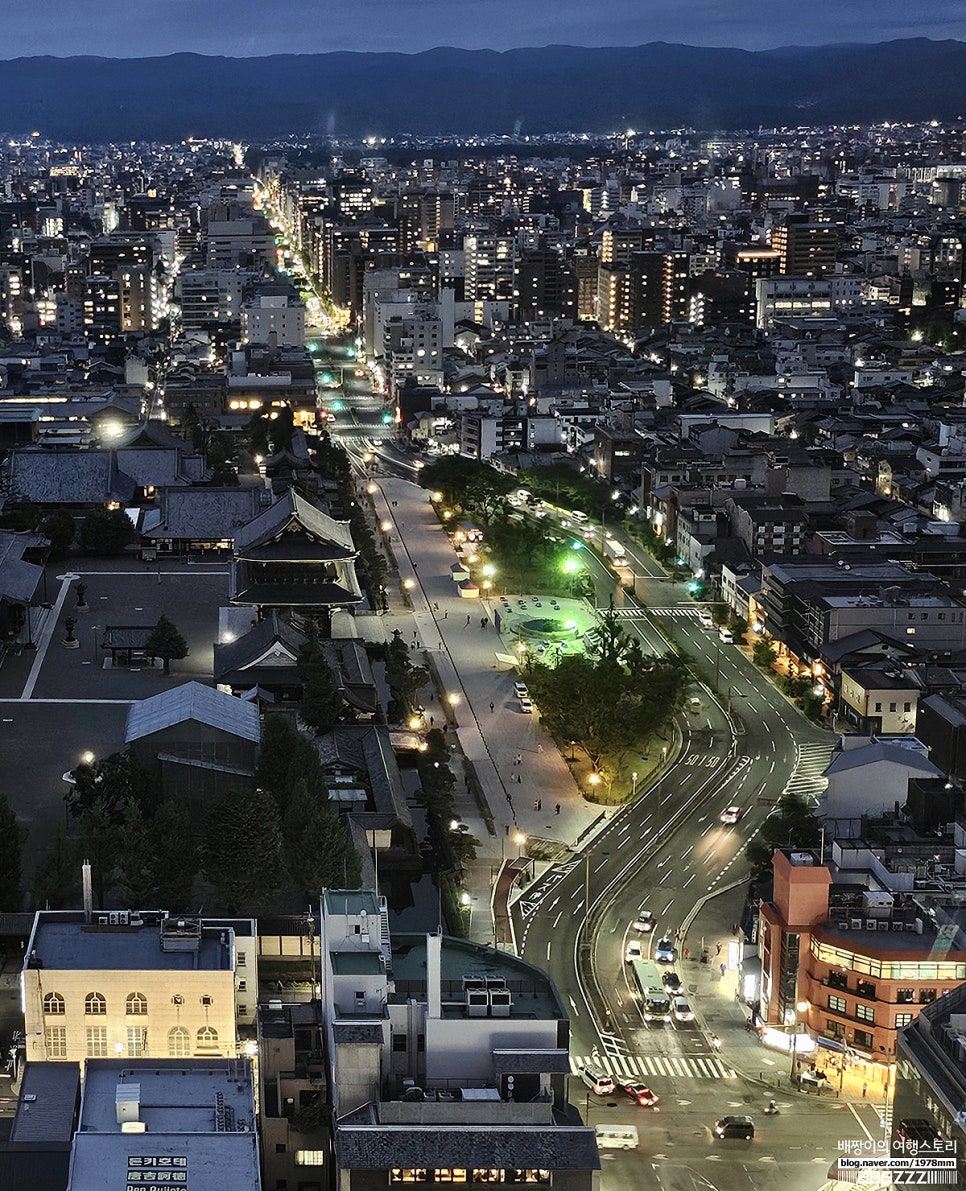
[388,934,566,1021]
[10,1062,79,1144]
[25,911,237,973]
[79,1059,255,1135]
[67,1132,260,1191]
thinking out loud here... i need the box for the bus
[630,958,671,1022]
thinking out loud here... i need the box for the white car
[518,697,534,714]
[625,939,643,963]
[719,806,742,825]
[673,996,694,1023]
[633,911,655,933]
[513,681,529,699]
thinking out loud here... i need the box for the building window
[903,703,912,713]
[827,971,848,991]
[126,992,148,1016]
[889,703,897,713]
[85,992,107,1016]
[856,980,876,1000]
[45,1026,67,1059]
[897,988,915,1004]
[237,981,247,993]
[276,1144,287,1154]
[196,1026,219,1052]
[828,995,847,1014]
[237,952,246,967]
[854,1029,873,1050]
[920,990,937,1004]
[855,1004,875,1024]
[201,995,213,1007]
[172,995,184,1006]
[294,1152,326,1166]
[86,1027,109,1058]
[895,1013,913,1028]
[127,1028,147,1057]
[825,1020,846,1040]
[43,992,65,1015]
[168,1026,190,1057]
[874,702,882,713]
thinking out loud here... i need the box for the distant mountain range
[2,39,966,141]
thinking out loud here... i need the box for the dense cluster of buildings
[3,121,966,1183]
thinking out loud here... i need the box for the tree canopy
[203,787,283,912]
[145,613,189,674]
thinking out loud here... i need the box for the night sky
[5,0,964,59]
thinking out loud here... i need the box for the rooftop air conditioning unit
[466,991,488,1018]
[489,990,512,1017]
[850,919,863,930]
[892,922,905,932]
[836,921,849,930]
[866,920,878,931]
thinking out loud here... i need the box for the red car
[623,1083,660,1107]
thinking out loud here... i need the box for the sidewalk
[681,881,873,1107]
[366,474,603,944]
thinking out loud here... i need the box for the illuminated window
[127,1028,147,1057]
[196,1025,219,1051]
[86,1027,108,1057]
[294,1152,326,1167]
[43,992,65,1015]
[45,1026,67,1058]
[85,992,106,1016]
[168,1026,190,1057]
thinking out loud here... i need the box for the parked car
[633,910,655,933]
[622,1083,659,1107]
[513,681,529,698]
[625,939,643,963]
[662,970,682,993]
[655,937,677,963]
[518,697,534,714]
[714,1115,755,1140]
[719,806,742,825]
[673,996,694,1023]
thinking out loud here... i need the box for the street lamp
[80,750,95,766]
[513,830,526,858]
[631,771,638,799]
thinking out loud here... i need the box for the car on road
[624,939,643,963]
[513,681,529,698]
[718,627,734,643]
[719,806,743,825]
[570,509,589,522]
[662,970,682,993]
[688,696,701,713]
[714,1115,755,1140]
[673,995,694,1022]
[697,611,714,628]
[633,910,655,933]
[518,697,534,714]
[580,1065,616,1095]
[622,1083,660,1107]
[655,937,676,963]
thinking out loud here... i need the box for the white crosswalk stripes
[571,1052,734,1081]
[603,606,703,620]
[784,742,832,804]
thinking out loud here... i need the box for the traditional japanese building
[229,489,362,632]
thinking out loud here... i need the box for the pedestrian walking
[429,716,435,727]
[489,701,495,712]
[506,791,513,804]
[438,640,444,650]
[715,942,722,956]
[480,616,487,629]
[719,962,726,978]
[683,947,690,961]
[537,799,542,811]
[516,774,522,784]
[537,743,543,753]
[443,610,448,619]
[861,1083,867,1098]
[433,601,439,611]
[466,614,471,626]
[533,799,539,811]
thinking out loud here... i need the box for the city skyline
[3,0,965,60]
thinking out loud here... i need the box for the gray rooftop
[336,1123,600,1171]
[27,912,232,973]
[10,1062,79,1143]
[67,1132,260,1191]
[79,1059,255,1134]
[125,681,260,744]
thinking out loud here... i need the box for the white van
[570,509,588,522]
[718,627,734,643]
[595,1125,639,1150]
[580,1064,616,1095]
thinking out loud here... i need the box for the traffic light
[687,581,701,595]
[381,412,393,425]
[321,371,334,385]
[346,346,355,358]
